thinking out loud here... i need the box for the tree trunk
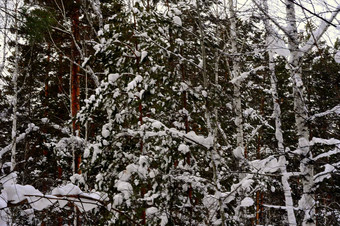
[228,0,245,222]
[0,0,8,75]
[262,1,297,224]
[11,0,19,171]
[71,0,81,174]
[229,0,244,152]
[285,1,314,225]
[197,3,225,223]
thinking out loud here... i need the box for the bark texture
[285,1,314,225]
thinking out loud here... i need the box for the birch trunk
[0,0,8,74]
[228,0,245,223]
[228,0,244,152]
[285,1,314,225]
[197,3,226,224]
[11,0,19,171]
[262,1,297,224]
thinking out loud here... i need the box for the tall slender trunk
[85,72,88,143]
[285,1,314,225]
[57,53,63,180]
[11,0,19,171]
[228,0,245,222]
[262,1,297,224]
[42,44,51,160]
[70,2,81,224]
[197,2,225,224]
[44,44,50,117]
[257,1,297,224]
[0,0,8,74]
[58,53,63,95]
[213,27,227,226]
[229,0,243,152]
[71,0,81,175]
[130,5,146,224]
[255,88,264,224]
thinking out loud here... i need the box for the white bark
[0,0,8,75]
[228,0,243,151]
[85,71,88,143]
[11,0,19,171]
[197,4,225,224]
[228,0,245,223]
[263,1,297,224]
[254,1,340,223]
[285,1,314,225]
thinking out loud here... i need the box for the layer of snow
[250,156,280,173]
[309,105,340,120]
[108,73,120,83]
[313,146,340,161]
[52,184,81,196]
[230,66,265,84]
[240,197,254,207]
[0,124,39,158]
[267,35,290,57]
[141,51,148,62]
[225,175,254,204]
[145,118,214,149]
[178,143,190,154]
[127,75,143,91]
[101,124,110,138]
[233,146,244,159]
[115,181,133,199]
[335,51,340,63]
[173,16,182,26]
[310,137,340,146]
[314,164,335,183]
[146,207,158,216]
[160,213,168,226]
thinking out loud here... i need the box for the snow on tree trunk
[0,0,8,75]
[229,0,244,153]
[11,0,19,171]
[197,2,225,224]
[263,0,297,224]
[228,0,245,223]
[285,1,314,225]
[214,23,227,226]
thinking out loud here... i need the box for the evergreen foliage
[0,0,339,225]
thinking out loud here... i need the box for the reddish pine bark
[71,0,81,174]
